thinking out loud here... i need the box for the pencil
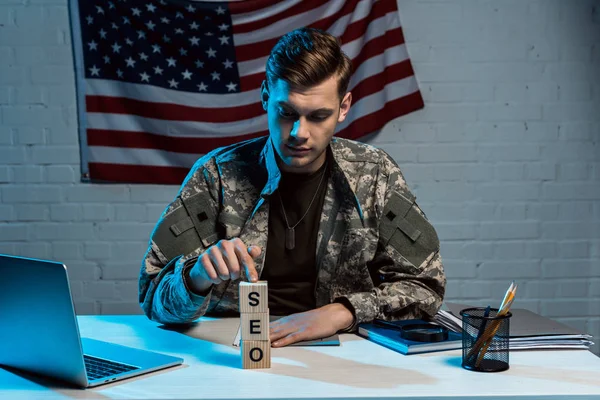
[474,283,517,367]
[466,282,517,363]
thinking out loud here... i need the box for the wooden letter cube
[240,312,269,341]
[241,340,271,369]
[239,281,268,313]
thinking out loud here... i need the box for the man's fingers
[269,318,294,343]
[208,246,229,281]
[199,253,222,285]
[269,331,284,344]
[248,245,262,259]
[244,262,258,283]
[272,332,302,348]
[232,240,259,282]
[244,245,261,282]
[198,239,259,285]
[269,325,286,343]
[219,241,241,280]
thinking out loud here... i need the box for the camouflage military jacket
[139,136,445,328]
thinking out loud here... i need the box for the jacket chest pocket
[332,227,378,295]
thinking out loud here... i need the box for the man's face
[262,75,352,174]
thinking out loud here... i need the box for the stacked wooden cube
[239,281,271,369]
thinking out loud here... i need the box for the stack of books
[433,302,594,351]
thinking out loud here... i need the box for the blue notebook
[358,319,462,355]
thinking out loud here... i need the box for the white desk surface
[1,315,599,399]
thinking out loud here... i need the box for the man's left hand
[269,303,354,347]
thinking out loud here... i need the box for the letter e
[250,319,261,334]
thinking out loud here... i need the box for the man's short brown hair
[265,28,353,100]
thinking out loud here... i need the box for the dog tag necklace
[278,163,328,250]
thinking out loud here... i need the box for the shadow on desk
[158,319,438,389]
[159,320,242,369]
[1,365,108,397]
[158,319,236,346]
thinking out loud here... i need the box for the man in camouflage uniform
[139,28,445,347]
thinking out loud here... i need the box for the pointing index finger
[233,242,259,282]
[244,258,258,283]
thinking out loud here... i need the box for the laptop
[0,254,183,388]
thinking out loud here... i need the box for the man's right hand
[187,238,262,294]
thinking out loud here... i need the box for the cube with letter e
[241,311,269,341]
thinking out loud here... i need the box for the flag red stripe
[240,72,265,92]
[233,0,324,34]
[85,95,264,122]
[235,38,278,63]
[228,0,291,15]
[350,60,415,102]
[341,0,398,45]
[87,129,269,152]
[235,0,362,62]
[351,27,405,74]
[336,91,424,140]
[88,163,188,184]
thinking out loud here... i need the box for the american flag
[70,0,424,184]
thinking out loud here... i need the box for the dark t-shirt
[261,160,330,316]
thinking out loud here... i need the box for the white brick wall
[0,0,598,356]
[393,0,600,355]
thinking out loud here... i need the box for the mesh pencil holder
[460,307,511,372]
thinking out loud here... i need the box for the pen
[475,306,491,341]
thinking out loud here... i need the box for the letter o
[249,347,263,362]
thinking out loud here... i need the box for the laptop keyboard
[84,354,139,380]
